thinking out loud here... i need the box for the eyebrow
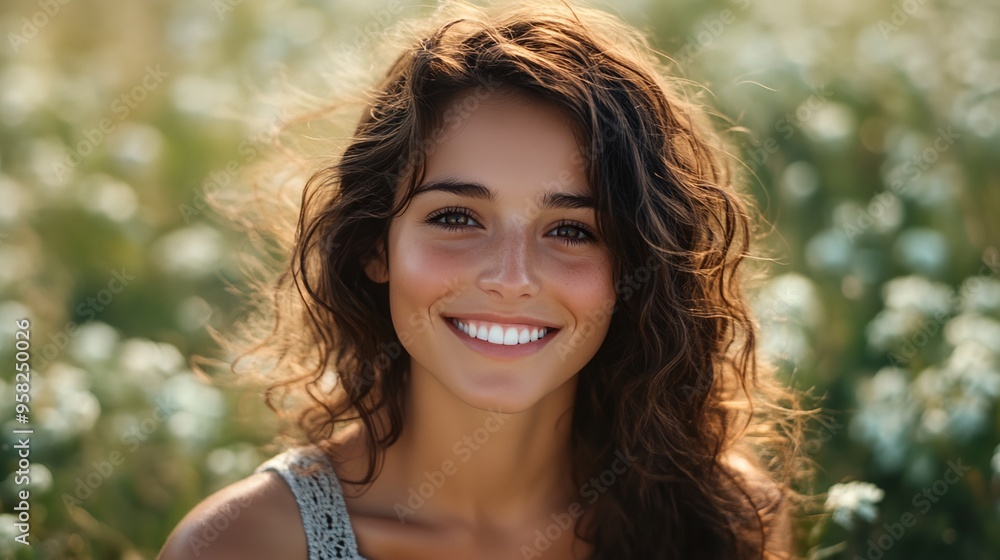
[412,178,595,210]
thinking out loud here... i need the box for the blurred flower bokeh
[0,0,997,558]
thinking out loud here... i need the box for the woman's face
[365,90,616,413]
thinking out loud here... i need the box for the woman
[160,1,808,558]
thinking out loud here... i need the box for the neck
[386,360,579,530]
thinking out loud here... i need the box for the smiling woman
[158,1,810,559]
[361,89,616,415]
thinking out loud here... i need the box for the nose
[477,228,540,299]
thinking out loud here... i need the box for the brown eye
[444,213,469,226]
[556,224,584,239]
[425,207,481,231]
[550,221,596,246]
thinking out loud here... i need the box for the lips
[442,313,558,329]
[448,317,554,345]
[442,315,559,358]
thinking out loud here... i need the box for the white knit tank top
[255,445,368,560]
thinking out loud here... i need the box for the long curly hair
[201,1,811,558]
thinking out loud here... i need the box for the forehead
[418,89,589,196]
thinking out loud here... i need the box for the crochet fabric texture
[256,446,368,560]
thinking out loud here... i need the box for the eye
[424,207,481,231]
[548,221,596,246]
[424,208,597,246]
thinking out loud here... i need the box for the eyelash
[424,206,597,246]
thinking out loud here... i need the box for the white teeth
[451,318,551,346]
[487,324,503,344]
[503,327,520,345]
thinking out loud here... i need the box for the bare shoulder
[719,450,785,507]
[157,470,307,560]
[719,449,795,559]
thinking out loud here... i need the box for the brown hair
[201,1,810,558]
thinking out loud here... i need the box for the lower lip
[443,317,559,359]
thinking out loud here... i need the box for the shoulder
[719,449,795,559]
[157,469,308,560]
[720,450,784,509]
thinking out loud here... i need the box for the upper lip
[443,313,559,329]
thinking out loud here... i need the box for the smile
[449,318,551,345]
[443,316,559,359]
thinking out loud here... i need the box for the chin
[447,380,545,414]
[439,367,575,414]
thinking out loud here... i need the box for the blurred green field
[0,0,998,558]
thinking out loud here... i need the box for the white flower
[754,273,824,327]
[152,224,225,278]
[0,173,27,225]
[944,341,1000,397]
[0,513,20,545]
[869,367,910,399]
[944,314,1000,354]
[161,372,226,450]
[119,338,185,375]
[70,321,120,364]
[919,407,949,438]
[753,273,823,366]
[805,228,852,273]
[825,481,885,529]
[895,229,949,275]
[109,123,163,170]
[77,174,138,222]
[912,367,948,402]
[945,394,990,441]
[206,443,262,478]
[758,322,810,365]
[35,363,101,440]
[882,275,954,317]
[851,367,917,470]
[865,308,925,350]
[960,278,1000,314]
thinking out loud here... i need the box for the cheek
[394,235,470,290]
[553,256,616,311]
[552,256,617,360]
[388,235,469,339]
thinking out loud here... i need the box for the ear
[363,244,389,284]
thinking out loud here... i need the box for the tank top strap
[255,445,366,559]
